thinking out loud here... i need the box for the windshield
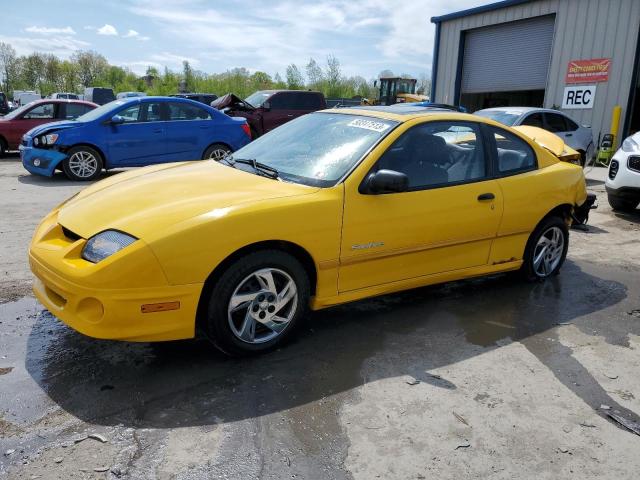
[227,112,398,187]
[3,102,35,119]
[474,110,522,126]
[75,100,126,122]
[244,91,271,108]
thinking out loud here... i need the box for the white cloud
[150,52,200,67]
[25,26,76,35]
[0,34,90,57]
[123,29,150,41]
[97,24,118,36]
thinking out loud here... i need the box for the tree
[71,50,108,87]
[416,72,431,97]
[325,55,342,98]
[273,73,286,89]
[285,64,304,89]
[0,42,17,94]
[182,60,194,92]
[305,58,323,90]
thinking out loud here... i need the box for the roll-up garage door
[461,15,555,94]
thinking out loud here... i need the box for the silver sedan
[475,107,595,166]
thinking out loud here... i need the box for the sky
[0,0,487,80]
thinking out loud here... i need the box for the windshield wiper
[221,156,279,180]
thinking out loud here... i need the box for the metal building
[430,0,640,141]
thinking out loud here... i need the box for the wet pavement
[1,160,639,479]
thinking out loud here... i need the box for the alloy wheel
[532,226,565,277]
[209,148,229,160]
[227,268,298,344]
[68,151,98,178]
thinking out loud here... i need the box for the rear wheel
[521,216,569,281]
[204,250,310,356]
[62,146,103,181]
[203,143,231,161]
[0,137,7,157]
[608,194,639,212]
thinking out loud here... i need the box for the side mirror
[262,101,271,111]
[363,169,409,194]
[110,115,124,125]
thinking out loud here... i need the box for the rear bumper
[20,145,67,176]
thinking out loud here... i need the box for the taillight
[609,160,619,179]
[241,123,251,139]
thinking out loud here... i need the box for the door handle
[153,129,163,133]
[565,133,573,137]
[287,114,294,117]
[477,193,495,201]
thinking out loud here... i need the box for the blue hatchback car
[21,96,251,181]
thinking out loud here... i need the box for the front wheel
[203,143,231,161]
[62,146,103,181]
[521,216,569,281]
[204,250,310,356]
[607,194,639,212]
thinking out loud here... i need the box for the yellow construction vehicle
[374,77,429,105]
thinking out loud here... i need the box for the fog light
[33,158,41,167]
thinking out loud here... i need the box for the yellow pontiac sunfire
[29,106,587,355]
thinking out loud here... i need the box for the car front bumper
[20,145,67,176]
[29,210,202,342]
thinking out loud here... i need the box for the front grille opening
[61,226,81,241]
[628,156,640,173]
[609,160,619,180]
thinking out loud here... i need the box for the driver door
[339,120,503,292]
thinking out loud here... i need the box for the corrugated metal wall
[433,0,640,139]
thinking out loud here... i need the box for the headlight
[621,136,639,152]
[82,230,137,263]
[38,133,59,146]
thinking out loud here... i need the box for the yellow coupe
[29,106,587,355]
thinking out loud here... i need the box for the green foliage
[0,41,420,102]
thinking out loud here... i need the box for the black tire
[521,215,569,282]
[203,143,231,160]
[204,250,310,356]
[62,146,103,181]
[249,126,259,140]
[607,194,639,212]
[577,150,586,167]
[0,137,7,157]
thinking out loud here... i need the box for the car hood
[58,161,318,240]
[211,93,255,111]
[26,120,82,137]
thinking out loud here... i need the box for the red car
[0,99,97,155]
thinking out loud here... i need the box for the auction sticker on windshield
[348,118,391,132]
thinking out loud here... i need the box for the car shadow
[613,209,640,224]
[25,260,640,433]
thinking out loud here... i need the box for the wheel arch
[537,203,573,231]
[195,240,318,332]
[201,141,233,160]
[0,134,8,151]
[65,143,107,166]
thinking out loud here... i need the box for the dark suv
[212,90,326,137]
[171,93,218,106]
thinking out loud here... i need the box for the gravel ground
[1,156,639,479]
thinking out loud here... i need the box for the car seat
[401,132,449,187]
[497,148,528,171]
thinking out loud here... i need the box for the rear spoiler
[512,126,581,164]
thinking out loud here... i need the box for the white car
[606,132,640,212]
[475,107,595,166]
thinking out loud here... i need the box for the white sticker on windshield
[348,118,391,132]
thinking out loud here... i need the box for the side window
[375,121,486,190]
[23,103,55,119]
[564,116,579,131]
[64,103,91,119]
[270,93,293,110]
[117,104,141,123]
[168,102,211,120]
[142,102,163,122]
[521,112,544,128]
[489,126,536,174]
[293,93,321,110]
[544,113,568,133]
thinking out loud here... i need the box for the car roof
[476,106,574,117]
[319,106,482,123]
[33,99,97,106]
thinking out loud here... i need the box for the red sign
[565,58,611,84]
